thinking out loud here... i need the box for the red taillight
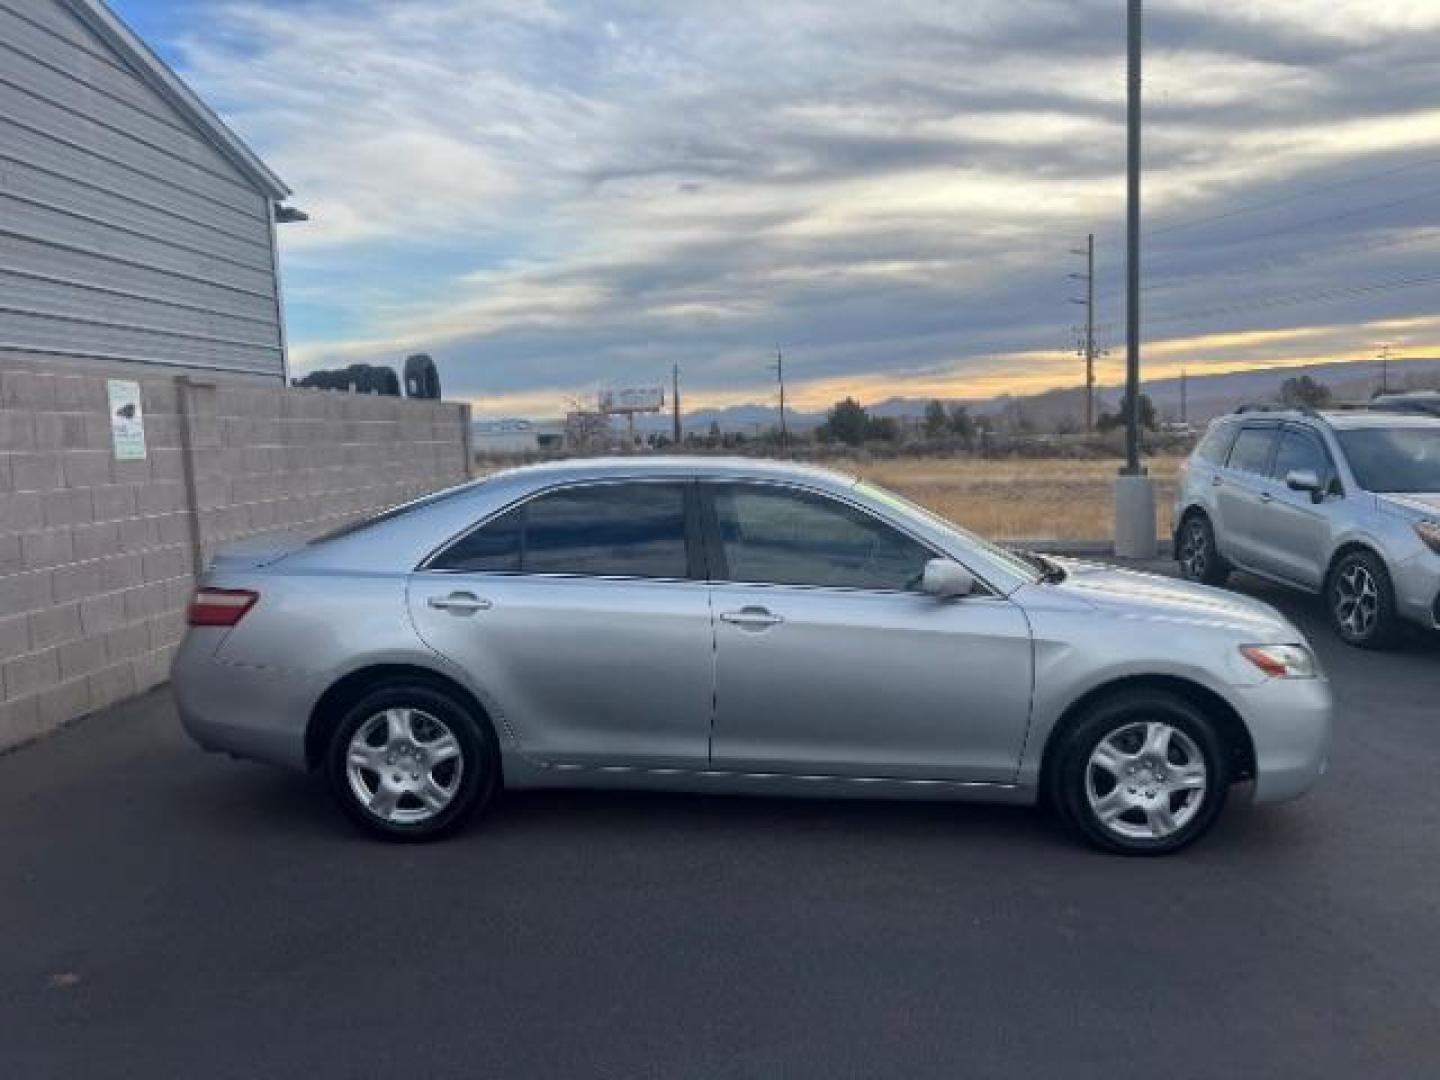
[187,588,258,627]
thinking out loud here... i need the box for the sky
[112,0,1440,417]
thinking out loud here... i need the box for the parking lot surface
[2,566,1439,1078]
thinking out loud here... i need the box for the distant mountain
[645,356,1440,434]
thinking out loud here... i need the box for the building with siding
[0,0,295,382]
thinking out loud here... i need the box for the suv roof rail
[1232,402,1323,419]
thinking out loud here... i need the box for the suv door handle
[720,606,784,629]
[1211,475,1224,487]
[1258,492,1274,504]
[428,591,492,615]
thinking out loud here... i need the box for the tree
[1280,375,1332,409]
[1097,392,1157,433]
[866,415,900,442]
[947,404,975,442]
[818,397,870,446]
[923,399,949,439]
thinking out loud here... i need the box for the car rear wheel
[1177,513,1229,587]
[1049,690,1230,856]
[1327,549,1400,649]
[324,682,499,841]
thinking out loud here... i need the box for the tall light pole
[671,363,682,444]
[1114,0,1156,558]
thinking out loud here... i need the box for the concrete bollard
[1114,473,1157,558]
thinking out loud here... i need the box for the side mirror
[1285,468,1323,503]
[920,558,975,599]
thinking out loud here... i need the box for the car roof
[480,455,860,488]
[1218,409,1440,430]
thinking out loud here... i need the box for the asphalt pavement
[2,566,1439,1079]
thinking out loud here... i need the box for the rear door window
[1226,426,1277,476]
[430,482,692,579]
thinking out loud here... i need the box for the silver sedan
[174,457,1331,854]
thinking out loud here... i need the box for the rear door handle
[1258,492,1274,504]
[720,606,784,629]
[1211,475,1224,487]
[428,591,492,615]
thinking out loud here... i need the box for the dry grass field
[856,456,1184,542]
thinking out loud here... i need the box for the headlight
[1240,644,1318,679]
[1414,521,1440,554]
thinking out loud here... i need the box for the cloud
[133,0,1440,415]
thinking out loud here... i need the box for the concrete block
[2,491,43,535]
[29,603,82,650]
[105,622,150,662]
[0,370,56,410]
[44,488,94,529]
[51,376,91,411]
[97,552,144,590]
[63,450,112,489]
[22,528,75,571]
[80,592,126,636]
[121,583,165,623]
[0,533,20,574]
[3,648,59,702]
[0,453,10,494]
[51,560,102,603]
[58,636,107,681]
[91,484,138,522]
[59,413,89,449]
[89,660,136,711]
[33,412,65,451]
[131,646,172,693]
[73,521,120,561]
[142,546,188,584]
[136,481,186,515]
[146,611,184,652]
[111,457,151,485]
[10,452,64,492]
[0,613,30,662]
[0,694,44,750]
[0,568,52,611]
[0,410,36,451]
[37,676,90,728]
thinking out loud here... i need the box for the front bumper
[1389,548,1440,629]
[1235,674,1333,804]
[171,632,322,772]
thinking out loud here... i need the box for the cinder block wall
[0,358,472,751]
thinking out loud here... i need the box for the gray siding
[0,0,284,379]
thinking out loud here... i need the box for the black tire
[1326,548,1400,650]
[1176,511,1230,587]
[1048,690,1230,856]
[323,682,500,841]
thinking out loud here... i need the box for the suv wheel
[1327,549,1400,649]
[324,682,500,841]
[1049,690,1229,856]
[1177,513,1229,587]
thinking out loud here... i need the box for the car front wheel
[1327,549,1400,649]
[324,682,499,841]
[1050,690,1230,855]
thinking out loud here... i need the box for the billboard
[598,386,664,414]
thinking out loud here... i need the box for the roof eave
[60,0,292,202]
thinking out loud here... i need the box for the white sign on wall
[106,379,146,461]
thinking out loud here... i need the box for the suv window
[710,484,932,591]
[1194,422,1237,465]
[1271,428,1329,482]
[431,482,690,579]
[1226,426,1276,475]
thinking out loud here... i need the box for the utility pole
[1180,368,1188,424]
[1114,0,1155,558]
[671,363,682,444]
[1069,233,1097,431]
[1377,342,1392,395]
[770,347,789,448]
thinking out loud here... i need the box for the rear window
[1226,427,1276,475]
[309,481,478,545]
[1194,422,1237,465]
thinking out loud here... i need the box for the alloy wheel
[1085,721,1208,841]
[1333,563,1379,640]
[1180,519,1208,580]
[345,708,465,825]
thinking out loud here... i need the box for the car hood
[1376,492,1440,520]
[1041,557,1295,637]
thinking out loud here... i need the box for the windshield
[1337,428,1440,493]
[853,479,1043,583]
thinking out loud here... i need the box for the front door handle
[1211,475,1224,487]
[428,591,492,615]
[1258,492,1274,504]
[720,606,784,629]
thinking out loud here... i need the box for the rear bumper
[1237,676,1333,804]
[171,632,320,772]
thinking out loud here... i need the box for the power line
[1145,270,1440,326]
[1148,155,1440,239]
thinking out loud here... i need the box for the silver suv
[1175,406,1440,648]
